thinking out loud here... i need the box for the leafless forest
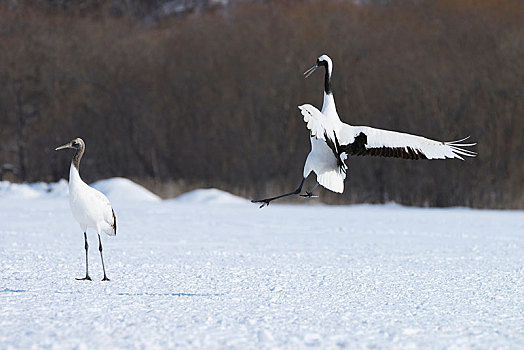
[0,0,522,208]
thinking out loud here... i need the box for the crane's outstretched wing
[298,104,477,161]
[338,126,477,160]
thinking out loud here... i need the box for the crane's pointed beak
[55,142,72,151]
[304,63,319,78]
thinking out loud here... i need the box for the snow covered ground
[1,179,523,349]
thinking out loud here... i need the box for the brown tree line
[0,0,522,208]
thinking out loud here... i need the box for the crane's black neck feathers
[319,61,332,95]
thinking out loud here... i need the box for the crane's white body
[56,137,115,280]
[303,92,346,193]
[68,163,116,236]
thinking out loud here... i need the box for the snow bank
[91,177,161,203]
[0,181,40,198]
[0,180,69,199]
[45,180,70,198]
[0,178,160,203]
[172,188,248,205]
[0,178,248,205]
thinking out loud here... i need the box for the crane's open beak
[55,142,72,151]
[304,63,319,78]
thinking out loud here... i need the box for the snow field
[0,179,523,348]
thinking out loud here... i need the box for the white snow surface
[91,177,161,204]
[0,180,69,199]
[1,179,523,349]
[172,188,248,205]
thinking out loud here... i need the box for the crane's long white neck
[321,82,339,121]
[69,162,83,189]
[321,91,337,114]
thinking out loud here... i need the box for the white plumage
[68,164,116,237]
[55,138,116,281]
[252,54,476,207]
[302,114,347,194]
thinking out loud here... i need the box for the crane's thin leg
[251,178,305,208]
[76,232,92,281]
[300,182,319,198]
[98,234,110,281]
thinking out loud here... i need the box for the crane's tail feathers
[103,209,117,236]
[103,227,117,236]
[111,209,117,236]
[316,169,345,193]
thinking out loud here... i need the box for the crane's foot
[101,276,110,281]
[300,192,318,198]
[251,199,271,208]
[76,275,92,281]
